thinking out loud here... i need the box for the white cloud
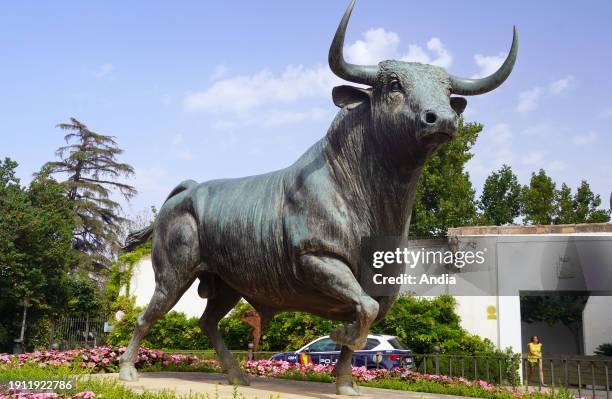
[548,160,568,172]
[171,133,194,161]
[490,123,513,143]
[471,53,505,78]
[94,63,114,79]
[484,123,513,166]
[184,65,339,114]
[516,76,575,113]
[523,124,550,136]
[521,151,545,166]
[549,76,574,95]
[210,64,228,81]
[211,107,333,130]
[466,123,514,182]
[600,107,612,118]
[184,29,455,128]
[344,28,452,68]
[516,87,542,113]
[573,131,598,145]
[401,37,452,68]
[345,28,399,64]
[131,165,172,204]
[258,108,332,128]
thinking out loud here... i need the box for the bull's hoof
[336,380,361,396]
[119,363,139,381]
[227,369,250,386]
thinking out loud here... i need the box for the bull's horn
[329,0,378,86]
[450,26,518,96]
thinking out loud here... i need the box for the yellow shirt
[528,342,542,361]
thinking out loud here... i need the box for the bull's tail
[121,179,198,253]
[122,224,154,253]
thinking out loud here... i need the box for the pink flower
[71,391,96,398]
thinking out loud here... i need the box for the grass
[0,365,257,399]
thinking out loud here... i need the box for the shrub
[372,295,496,355]
[595,342,612,356]
[106,292,519,383]
[105,305,210,350]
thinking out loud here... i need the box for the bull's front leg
[300,254,379,395]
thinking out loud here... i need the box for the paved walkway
[94,372,475,399]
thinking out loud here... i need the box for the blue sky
[1,1,611,217]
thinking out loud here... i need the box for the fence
[49,317,108,350]
[181,350,610,395]
[522,356,611,398]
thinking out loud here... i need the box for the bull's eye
[389,80,401,92]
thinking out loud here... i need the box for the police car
[270,334,413,370]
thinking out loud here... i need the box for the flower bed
[0,347,219,374]
[1,349,572,399]
[243,360,555,399]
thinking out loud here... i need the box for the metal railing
[191,350,610,396]
[521,356,611,398]
[49,317,108,350]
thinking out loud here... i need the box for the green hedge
[107,294,518,374]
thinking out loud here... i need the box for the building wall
[582,296,612,355]
[129,256,205,319]
[454,296,499,345]
[520,321,581,355]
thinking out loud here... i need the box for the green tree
[43,118,137,272]
[371,295,495,354]
[0,160,75,351]
[478,164,522,225]
[573,180,610,223]
[554,183,575,224]
[522,169,556,225]
[553,181,610,224]
[65,277,105,318]
[410,120,480,237]
[261,311,341,352]
[520,295,588,354]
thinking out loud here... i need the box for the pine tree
[43,118,136,272]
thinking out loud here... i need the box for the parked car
[270,334,412,370]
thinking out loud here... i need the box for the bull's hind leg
[300,254,379,396]
[198,278,248,386]
[119,213,200,381]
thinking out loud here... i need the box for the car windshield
[305,338,340,352]
[364,338,380,350]
[388,337,409,350]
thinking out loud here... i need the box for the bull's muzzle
[419,109,458,139]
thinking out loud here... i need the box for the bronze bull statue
[119,0,517,394]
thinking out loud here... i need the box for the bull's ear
[450,96,468,115]
[332,85,371,109]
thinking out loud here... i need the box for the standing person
[527,336,547,387]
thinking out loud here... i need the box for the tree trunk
[19,302,28,342]
[572,327,582,355]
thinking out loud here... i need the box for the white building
[446,224,612,356]
[128,223,612,355]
